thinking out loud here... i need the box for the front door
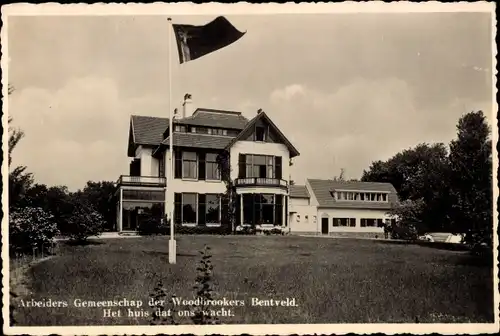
[321,218,329,234]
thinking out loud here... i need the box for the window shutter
[198,194,206,226]
[275,156,282,179]
[174,193,182,225]
[235,194,241,226]
[174,150,182,179]
[275,195,283,226]
[238,154,246,178]
[221,196,229,225]
[284,196,288,227]
[198,152,206,180]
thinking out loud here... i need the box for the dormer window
[175,125,186,132]
[190,127,196,133]
[255,126,266,141]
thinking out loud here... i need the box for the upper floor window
[175,125,186,132]
[334,191,389,202]
[255,126,266,141]
[206,153,220,180]
[182,152,198,179]
[190,127,197,133]
[239,154,282,180]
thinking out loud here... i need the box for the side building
[288,179,398,238]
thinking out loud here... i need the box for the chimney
[182,93,193,118]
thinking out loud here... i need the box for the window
[122,190,165,201]
[182,193,197,224]
[296,214,301,222]
[305,215,309,223]
[205,194,220,224]
[360,218,378,227]
[313,216,317,223]
[382,194,387,202]
[212,128,227,136]
[158,156,165,177]
[205,153,220,180]
[175,125,186,132]
[260,194,274,225]
[255,126,266,141]
[182,152,197,179]
[190,127,196,133]
[245,155,276,178]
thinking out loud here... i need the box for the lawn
[11,235,494,325]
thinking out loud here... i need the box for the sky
[7,10,494,191]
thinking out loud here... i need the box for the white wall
[229,141,290,183]
[318,208,390,233]
[288,197,318,232]
[164,148,226,216]
[135,146,158,176]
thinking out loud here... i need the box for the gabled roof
[161,133,234,150]
[307,179,398,210]
[224,111,300,158]
[176,108,249,130]
[289,185,310,198]
[131,115,169,145]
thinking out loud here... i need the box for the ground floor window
[202,193,221,225]
[173,193,221,226]
[360,218,384,227]
[332,218,356,227]
[242,194,283,225]
[122,201,164,231]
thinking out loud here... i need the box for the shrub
[174,223,226,235]
[63,203,105,242]
[9,207,59,255]
[235,225,256,235]
[191,246,220,325]
[138,217,169,236]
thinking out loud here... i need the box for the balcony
[117,175,166,187]
[235,178,288,189]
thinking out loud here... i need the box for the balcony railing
[235,178,288,188]
[117,175,166,187]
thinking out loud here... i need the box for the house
[288,179,399,238]
[115,94,300,232]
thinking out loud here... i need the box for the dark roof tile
[290,185,310,198]
[162,133,234,149]
[131,115,169,145]
[307,179,398,210]
[176,109,249,130]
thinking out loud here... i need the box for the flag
[172,16,245,64]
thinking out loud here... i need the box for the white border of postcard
[2,2,498,335]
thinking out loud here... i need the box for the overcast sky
[7,10,494,191]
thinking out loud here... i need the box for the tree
[362,143,452,232]
[217,151,237,234]
[448,111,492,245]
[332,168,346,182]
[64,199,105,242]
[9,166,34,210]
[73,181,117,231]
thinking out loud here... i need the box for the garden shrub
[138,217,169,236]
[235,225,256,235]
[63,203,105,242]
[9,207,59,255]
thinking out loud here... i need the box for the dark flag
[172,16,245,64]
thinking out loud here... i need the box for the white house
[115,94,300,232]
[288,179,399,238]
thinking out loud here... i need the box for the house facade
[288,179,398,238]
[115,94,300,232]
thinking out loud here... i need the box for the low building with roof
[288,179,399,238]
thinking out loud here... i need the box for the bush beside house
[9,207,59,255]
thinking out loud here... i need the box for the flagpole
[167,17,176,264]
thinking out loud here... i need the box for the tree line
[361,110,493,246]
[8,83,493,253]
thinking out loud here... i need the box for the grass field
[11,235,494,325]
